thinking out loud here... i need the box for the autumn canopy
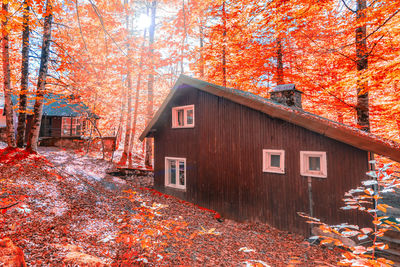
[0,0,399,166]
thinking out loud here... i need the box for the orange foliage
[1,1,398,162]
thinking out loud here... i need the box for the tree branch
[341,0,356,13]
[0,202,18,210]
[87,0,127,56]
[75,0,88,52]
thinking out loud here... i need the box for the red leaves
[139,187,222,221]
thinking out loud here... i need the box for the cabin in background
[0,93,99,148]
[140,75,400,236]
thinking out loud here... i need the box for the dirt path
[0,146,341,266]
[0,146,140,265]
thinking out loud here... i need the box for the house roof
[4,93,98,118]
[140,75,400,162]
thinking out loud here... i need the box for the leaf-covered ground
[0,145,341,266]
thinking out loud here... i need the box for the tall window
[300,151,327,178]
[172,105,194,128]
[62,117,83,136]
[263,149,285,174]
[165,157,186,190]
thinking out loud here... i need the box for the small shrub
[300,161,399,266]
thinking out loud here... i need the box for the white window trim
[263,149,285,174]
[172,105,195,128]
[165,157,186,190]
[300,151,327,178]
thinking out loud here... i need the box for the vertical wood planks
[153,86,370,236]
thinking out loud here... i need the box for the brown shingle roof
[140,75,400,162]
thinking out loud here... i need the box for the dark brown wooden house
[140,75,400,236]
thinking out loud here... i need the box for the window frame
[171,105,195,128]
[61,117,84,137]
[300,151,327,178]
[165,157,186,190]
[262,149,285,174]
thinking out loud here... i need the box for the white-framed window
[62,117,83,136]
[263,149,285,174]
[165,157,186,190]
[172,105,194,128]
[300,151,327,178]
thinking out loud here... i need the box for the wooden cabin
[0,93,98,147]
[140,75,400,236]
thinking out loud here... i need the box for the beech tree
[119,0,134,166]
[2,0,16,148]
[354,0,369,132]
[16,0,31,147]
[144,0,157,167]
[127,28,147,168]
[27,0,54,151]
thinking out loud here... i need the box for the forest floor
[0,143,342,266]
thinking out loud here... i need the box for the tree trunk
[199,20,204,78]
[115,85,126,152]
[16,0,30,147]
[276,37,284,85]
[180,0,186,74]
[2,2,16,148]
[128,29,147,168]
[355,0,370,132]
[145,0,157,168]
[26,0,53,152]
[119,0,133,166]
[222,0,227,87]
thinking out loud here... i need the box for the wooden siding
[26,115,62,139]
[153,85,370,236]
[51,117,62,137]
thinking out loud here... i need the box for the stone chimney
[270,84,303,109]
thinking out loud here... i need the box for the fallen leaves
[0,147,341,265]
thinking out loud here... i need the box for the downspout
[307,176,313,235]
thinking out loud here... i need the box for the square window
[270,154,281,168]
[263,149,285,174]
[309,156,320,171]
[165,157,186,190]
[300,151,327,178]
[172,105,194,128]
[62,117,84,136]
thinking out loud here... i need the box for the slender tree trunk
[121,74,132,165]
[26,0,53,152]
[145,0,157,168]
[128,29,147,168]
[222,0,227,87]
[355,0,369,132]
[199,20,204,78]
[180,0,186,74]
[127,72,142,168]
[119,0,133,166]
[276,37,284,85]
[115,86,126,152]
[16,0,30,147]
[2,2,15,148]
